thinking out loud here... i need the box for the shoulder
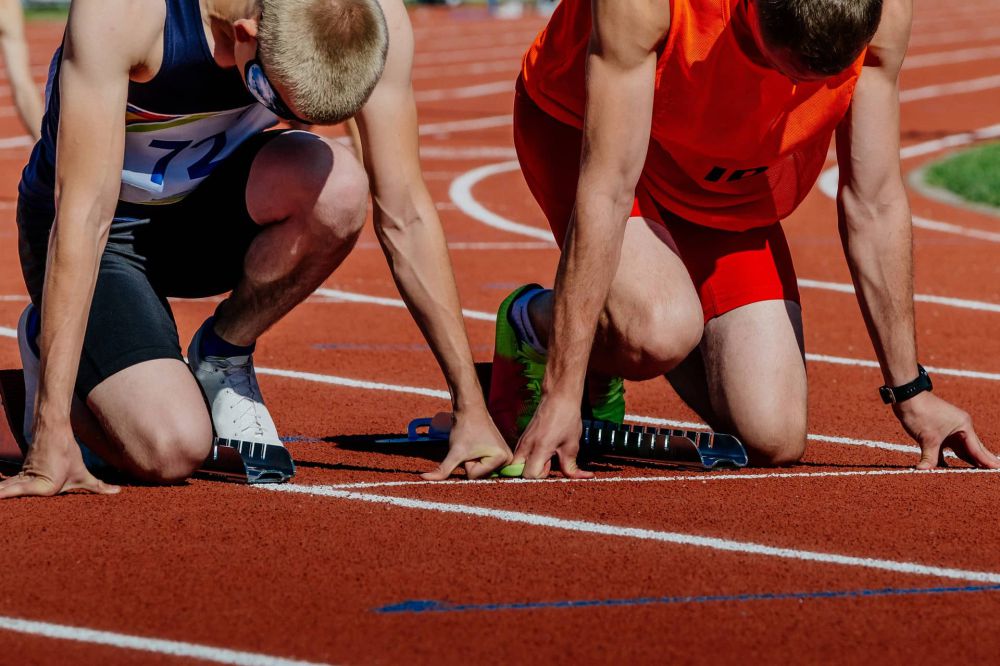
[64,0,165,72]
[864,0,912,75]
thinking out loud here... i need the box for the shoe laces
[218,357,267,439]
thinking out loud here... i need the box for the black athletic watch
[879,365,933,405]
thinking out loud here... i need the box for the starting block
[0,368,293,484]
[200,438,296,484]
[381,413,748,472]
[579,419,748,469]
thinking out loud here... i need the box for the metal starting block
[199,438,296,484]
[579,419,748,469]
[382,413,748,471]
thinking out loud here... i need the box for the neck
[201,0,257,68]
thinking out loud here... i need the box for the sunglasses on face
[244,58,310,124]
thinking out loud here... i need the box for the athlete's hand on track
[0,426,119,499]
[894,392,999,470]
[421,408,513,481]
[513,393,593,480]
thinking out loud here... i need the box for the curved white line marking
[450,160,1000,310]
[449,160,554,240]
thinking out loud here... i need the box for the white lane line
[806,352,1000,382]
[265,484,1000,585]
[911,216,1000,243]
[904,44,1000,69]
[312,285,1000,380]
[909,25,1000,47]
[414,47,523,67]
[0,615,329,666]
[443,241,554,250]
[797,278,1000,314]
[313,287,497,322]
[321,467,1000,491]
[900,74,1000,103]
[0,135,31,149]
[420,145,518,160]
[254,365,450,400]
[415,81,513,103]
[412,60,519,80]
[418,114,513,136]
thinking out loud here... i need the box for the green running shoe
[488,284,548,445]
[487,285,626,446]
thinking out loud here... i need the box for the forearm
[544,189,629,400]
[1,37,43,141]
[34,216,107,432]
[375,194,483,411]
[839,192,919,385]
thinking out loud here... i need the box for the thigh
[135,130,291,298]
[701,299,808,464]
[663,215,801,323]
[70,249,186,400]
[513,79,583,245]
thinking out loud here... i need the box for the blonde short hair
[258,0,389,124]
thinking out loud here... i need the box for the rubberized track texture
[1,2,999,663]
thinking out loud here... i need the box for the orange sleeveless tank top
[521,0,864,230]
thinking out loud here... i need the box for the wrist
[880,364,932,406]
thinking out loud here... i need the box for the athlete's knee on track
[609,298,703,380]
[741,414,807,467]
[129,417,213,484]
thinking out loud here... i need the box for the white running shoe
[187,321,284,450]
[17,303,108,471]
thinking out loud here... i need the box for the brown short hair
[756,0,883,76]
[258,0,389,124]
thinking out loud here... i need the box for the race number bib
[120,103,277,204]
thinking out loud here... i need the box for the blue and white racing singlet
[20,0,278,209]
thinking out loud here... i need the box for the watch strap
[879,365,932,405]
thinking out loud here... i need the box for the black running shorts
[17,130,288,398]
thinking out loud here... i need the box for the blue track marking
[376,584,1000,614]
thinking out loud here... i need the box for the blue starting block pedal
[375,414,453,445]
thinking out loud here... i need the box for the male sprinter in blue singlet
[0,0,512,498]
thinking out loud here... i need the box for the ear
[233,17,259,43]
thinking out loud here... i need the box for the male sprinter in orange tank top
[488,0,998,477]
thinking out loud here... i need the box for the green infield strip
[924,142,1000,209]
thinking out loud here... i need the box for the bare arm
[836,0,997,469]
[0,0,161,498]
[357,0,511,479]
[515,0,669,479]
[0,0,43,140]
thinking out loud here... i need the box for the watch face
[879,386,895,404]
